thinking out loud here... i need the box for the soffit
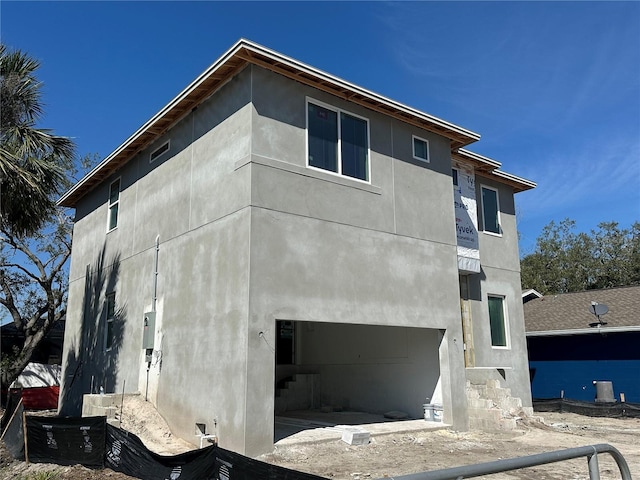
[59,39,483,207]
[453,148,536,193]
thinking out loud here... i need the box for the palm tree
[0,44,75,237]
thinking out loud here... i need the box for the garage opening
[274,321,442,440]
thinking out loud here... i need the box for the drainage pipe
[153,235,159,312]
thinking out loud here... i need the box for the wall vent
[150,140,170,163]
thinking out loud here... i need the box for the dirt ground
[261,412,640,479]
[1,399,639,479]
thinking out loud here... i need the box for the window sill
[465,366,513,370]
[235,155,382,195]
[412,156,430,163]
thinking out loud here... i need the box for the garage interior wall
[276,321,441,418]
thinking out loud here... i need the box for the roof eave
[490,170,537,193]
[58,39,481,208]
[527,325,640,337]
[58,40,252,207]
[453,148,536,193]
[453,148,502,171]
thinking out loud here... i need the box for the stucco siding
[476,177,520,272]
[155,209,251,453]
[248,208,461,328]
[468,266,532,407]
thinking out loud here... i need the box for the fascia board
[527,326,640,337]
[492,169,537,190]
[59,38,481,207]
[58,40,250,207]
[455,148,502,169]
[242,40,480,142]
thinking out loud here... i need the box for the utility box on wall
[143,312,156,350]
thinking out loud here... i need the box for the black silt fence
[534,398,640,418]
[105,424,326,480]
[2,405,327,479]
[25,415,106,467]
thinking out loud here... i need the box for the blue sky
[3,1,639,255]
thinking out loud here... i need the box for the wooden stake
[22,411,29,465]
[0,397,24,441]
[120,380,126,428]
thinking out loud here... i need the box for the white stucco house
[58,39,536,456]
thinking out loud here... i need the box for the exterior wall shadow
[59,245,124,416]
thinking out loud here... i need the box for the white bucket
[423,404,442,422]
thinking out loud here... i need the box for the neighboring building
[525,285,640,403]
[522,289,543,304]
[1,319,65,366]
[1,320,64,409]
[57,39,535,456]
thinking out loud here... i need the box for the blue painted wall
[527,331,640,403]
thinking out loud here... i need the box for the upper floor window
[105,292,116,351]
[307,100,369,182]
[412,135,430,162]
[481,185,500,235]
[108,178,120,232]
[488,295,508,348]
[452,168,459,186]
[150,140,170,163]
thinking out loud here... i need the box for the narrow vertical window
[452,168,459,186]
[308,103,338,173]
[108,179,120,231]
[488,295,508,347]
[412,135,430,162]
[481,186,500,234]
[340,112,368,180]
[105,292,116,351]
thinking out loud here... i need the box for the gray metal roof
[524,285,640,336]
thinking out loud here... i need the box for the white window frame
[412,135,430,163]
[487,294,510,349]
[107,178,121,233]
[104,292,116,352]
[150,140,170,163]
[480,184,501,236]
[305,97,371,183]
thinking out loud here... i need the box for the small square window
[412,136,429,162]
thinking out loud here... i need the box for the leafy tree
[521,219,640,295]
[1,213,71,391]
[0,44,75,237]
[0,45,86,393]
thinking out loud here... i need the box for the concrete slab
[274,410,448,446]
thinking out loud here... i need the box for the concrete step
[275,373,320,413]
[466,379,530,432]
[467,397,495,410]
